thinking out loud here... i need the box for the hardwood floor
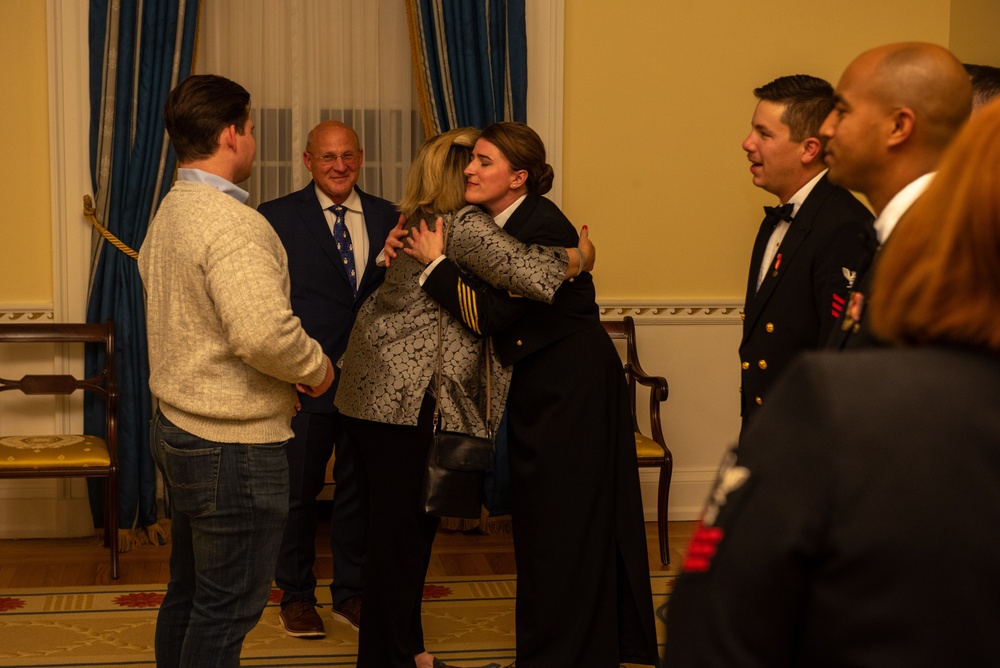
[0,519,695,588]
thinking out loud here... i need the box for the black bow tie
[763,203,795,223]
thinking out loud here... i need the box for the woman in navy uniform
[407,122,659,668]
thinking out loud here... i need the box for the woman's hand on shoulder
[404,217,445,265]
[578,225,595,273]
[566,225,595,278]
[381,214,408,267]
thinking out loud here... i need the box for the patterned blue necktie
[331,205,357,295]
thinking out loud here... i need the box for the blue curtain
[406,0,527,136]
[85,0,199,546]
[405,0,527,524]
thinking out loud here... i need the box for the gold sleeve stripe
[457,279,481,335]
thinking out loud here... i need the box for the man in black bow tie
[738,75,874,434]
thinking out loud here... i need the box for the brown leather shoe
[279,599,326,639]
[331,594,361,630]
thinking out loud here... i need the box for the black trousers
[345,392,439,668]
[274,409,366,607]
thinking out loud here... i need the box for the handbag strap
[434,215,492,434]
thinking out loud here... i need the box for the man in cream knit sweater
[138,74,333,668]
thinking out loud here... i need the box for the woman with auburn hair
[405,122,659,668]
[335,126,591,668]
[664,98,1000,667]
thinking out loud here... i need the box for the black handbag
[422,424,493,519]
[420,219,494,519]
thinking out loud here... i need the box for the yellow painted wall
[0,0,52,305]
[563,1,951,300]
[949,0,1000,65]
[4,2,985,307]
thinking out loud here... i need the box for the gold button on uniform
[740,311,746,321]
[755,397,763,405]
[516,340,523,347]
[765,323,774,333]
[758,360,767,370]
[741,361,750,370]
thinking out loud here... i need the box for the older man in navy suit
[258,120,398,639]
[738,75,874,434]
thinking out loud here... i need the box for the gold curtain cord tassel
[83,195,139,260]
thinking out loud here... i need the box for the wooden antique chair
[602,315,673,564]
[0,321,120,579]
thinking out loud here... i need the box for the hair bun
[536,163,555,195]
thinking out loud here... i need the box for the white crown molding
[599,300,744,325]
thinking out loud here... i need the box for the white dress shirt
[873,172,935,246]
[757,169,827,291]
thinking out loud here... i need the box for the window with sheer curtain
[196,0,422,207]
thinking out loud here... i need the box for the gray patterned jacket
[334,205,568,438]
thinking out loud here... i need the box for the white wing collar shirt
[873,172,935,246]
[757,169,827,291]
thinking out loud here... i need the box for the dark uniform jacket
[423,193,600,360]
[665,346,1000,667]
[827,175,932,351]
[421,193,660,667]
[740,174,875,428]
[824,246,882,350]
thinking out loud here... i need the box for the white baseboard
[639,466,714,522]
[0,479,94,538]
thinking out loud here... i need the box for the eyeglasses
[311,151,360,166]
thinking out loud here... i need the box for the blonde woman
[335,127,591,668]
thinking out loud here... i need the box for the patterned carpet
[0,573,675,667]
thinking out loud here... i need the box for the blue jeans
[150,409,289,668]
